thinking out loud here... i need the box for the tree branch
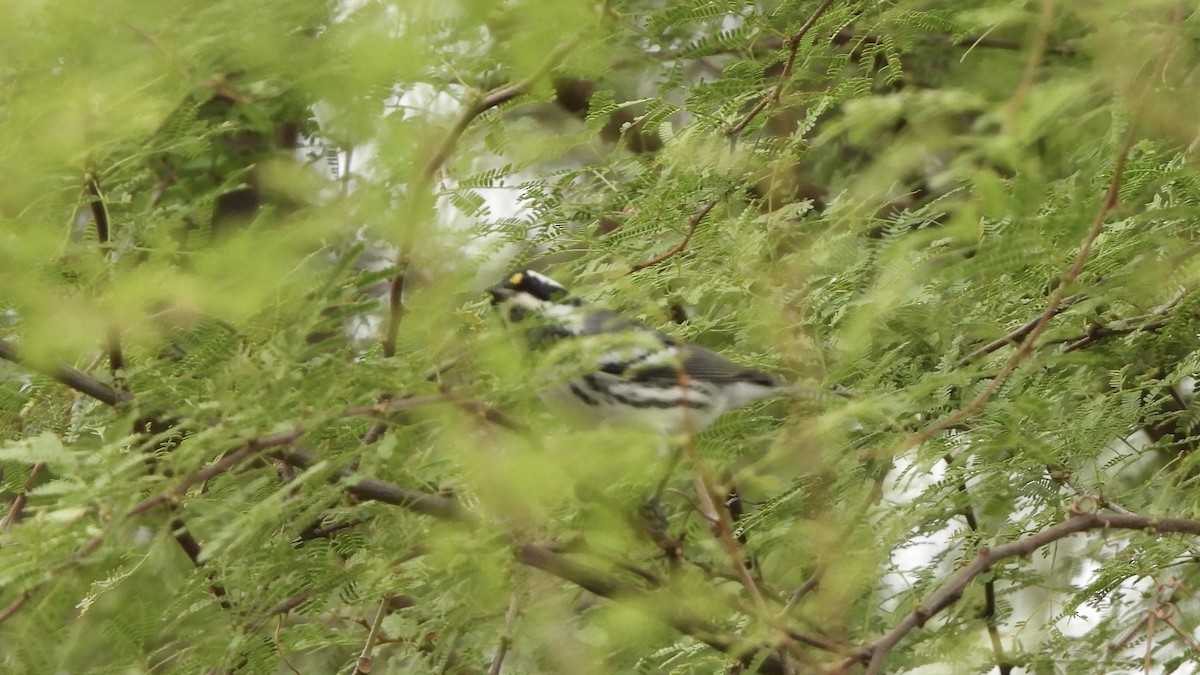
[488,590,521,675]
[954,293,1085,368]
[380,37,580,359]
[1,462,45,530]
[902,122,1139,453]
[351,594,393,675]
[727,0,839,138]
[951,456,1012,675]
[628,199,720,274]
[127,428,308,516]
[84,173,125,378]
[849,510,1200,674]
[514,543,791,674]
[170,517,232,609]
[274,448,472,524]
[0,339,130,406]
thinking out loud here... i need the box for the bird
[488,269,791,435]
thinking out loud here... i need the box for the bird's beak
[488,286,515,305]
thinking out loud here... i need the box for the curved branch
[851,510,1200,674]
[382,36,579,358]
[727,0,839,138]
[628,199,720,273]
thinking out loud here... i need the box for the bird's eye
[509,272,524,286]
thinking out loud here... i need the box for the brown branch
[1004,0,1056,126]
[1038,288,1191,354]
[360,393,395,446]
[127,427,307,516]
[1,462,45,530]
[848,510,1200,674]
[340,392,461,418]
[276,614,302,675]
[955,293,1085,368]
[124,393,462,516]
[274,448,471,524]
[951,456,1012,675]
[419,38,578,189]
[959,278,1192,368]
[691,470,769,615]
[628,199,720,274]
[514,543,791,674]
[727,0,838,138]
[899,122,1139,454]
[0,593,30,624]
[170,517,232,609]
[352,594,393,675]
[488,590,521,675]
[785,457,892,615]
[379,37,578,359]
[85,173,111,249]
[84,174,126,377]
[381,262,407,359]
[1057,317,1171,353]
[673,413,828,671]
[255,593,312,628]
[452,398,530,432]
[0,339,130,406]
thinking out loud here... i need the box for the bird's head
[489,269,576,322]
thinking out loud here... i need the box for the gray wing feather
[577,308,777,386]
[626,342,777,386]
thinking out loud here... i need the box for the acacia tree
[3,0,1200,673]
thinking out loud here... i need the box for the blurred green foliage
[3,0,1200,672]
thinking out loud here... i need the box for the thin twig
[381,262,407,359]
[950,456,1012,675]
[276,614,302,675]
[628,199,720,273]
[380,37,578,359]
[248,593,312,631]
[488,590,521,675]
[1004,0,1056,127]
[130,393,463,515]
[84,174,125,378]
[274,448,471,523]
[0,593,30,624]
[419,38,579,189]
[341,392,461,418]
[127,428,307,516]
[678,414,822,671]
[352,594,393,675]
[1058,318,1171,353]
[170,517,232,609]
[955,293,1085,368]
[1,462,45,530]
[727,0,838,138]
[784,458,891,615]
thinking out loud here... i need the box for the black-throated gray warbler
[489,269,789,434]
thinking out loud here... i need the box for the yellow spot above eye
[509,273,523,286]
